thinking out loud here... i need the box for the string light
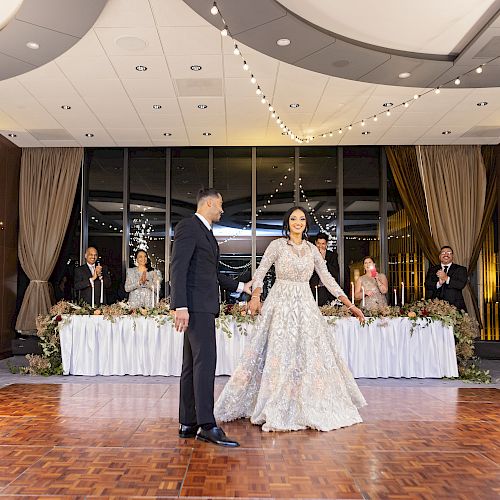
[208,0,492,143]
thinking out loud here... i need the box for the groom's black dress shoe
[195,426,240,447]
[178,423,199,438]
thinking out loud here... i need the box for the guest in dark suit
[309,232,340,306]
[74,247,111,306]
[171,188,251,447]
[425,245,467,311]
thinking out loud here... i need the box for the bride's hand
[350,306,365,324]
[248,297,261,316]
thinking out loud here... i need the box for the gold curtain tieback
[31,280,48,283]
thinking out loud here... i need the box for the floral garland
[18,298,489,382]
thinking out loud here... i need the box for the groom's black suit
[424,262,467,311]
[74,263,111,306]
[171,215,239,426]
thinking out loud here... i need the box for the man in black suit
[171,188,251,447]
[74,247,111,306]
[309,233,340,306]
[425,245,467,310]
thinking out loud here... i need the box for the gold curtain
[385,146,440,262]
[417,145,486,321]
[15,148,82,332]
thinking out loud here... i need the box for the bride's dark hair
[282,206,311,240]
[133,248,153,271]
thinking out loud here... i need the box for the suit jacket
[310,250,340,288]
[424,262,467,310]
[170,215,238,314]
[74,263,111,306]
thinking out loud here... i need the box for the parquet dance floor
[0,381,497,499]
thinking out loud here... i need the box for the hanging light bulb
[221,26,228,37]
[256,86,262,95]
[476,66,483,74]
[261,96,266,104]
[338,129,342,134]
[386,110,391,116]
[361,120,365,127]
[434,88,440,94]
[348,124,352,130]
[454,77,461,85]
[210,2,218,15]
[404,101,409,107]
[280,123,285,128]
[276,117,281,124]
[250,75,256,84]
[233,45,240,56]
[373,115,378,122]
[243,61,249,71]
[413,94,419,100]
[271,112,276,118]
[268,105,274,112]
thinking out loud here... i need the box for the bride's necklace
[288,237,303,246]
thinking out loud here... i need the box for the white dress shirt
[436,263,451,289]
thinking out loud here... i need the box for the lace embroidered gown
[214,238,366,432]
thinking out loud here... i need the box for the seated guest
[74,247,111,306]
[355,256,388,310]
[125,249,162,308]
[309,232,340,306]
[425,246,467,310]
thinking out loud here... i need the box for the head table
[59,316,458,379]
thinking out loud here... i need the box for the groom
[171,188,251,447]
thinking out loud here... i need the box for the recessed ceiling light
[7,133,16,138]
[152,104,162,109]
[361,131,371,135]
[289,103,300,108]
[442,130,452,135]
[163,132,172,136]
[26,41,39,50]
[383,102,393,107]
[277,38,290,46]
[135,65,147,72]
[398,72,411,79]
[198,104,208,109]
[190,65,202,71]
[202,132,211,136]
[85,133,94,137]
[477,101,488,106]
[61,105,71,110]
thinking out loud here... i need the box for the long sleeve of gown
[252,239,280,290]
[311,244,346,298]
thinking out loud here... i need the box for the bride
[214,206,367,432]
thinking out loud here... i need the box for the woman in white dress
[125,249,162,308]
[214,206,367,432]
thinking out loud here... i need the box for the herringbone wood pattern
[0,383,495,499]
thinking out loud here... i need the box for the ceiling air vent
[175,78,223,97]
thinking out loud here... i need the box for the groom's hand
[174,309,189,332]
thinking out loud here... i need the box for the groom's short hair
[197,187,221,205]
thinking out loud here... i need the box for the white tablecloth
[59,316,458,378]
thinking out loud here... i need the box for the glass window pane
[86,148,124,303]
[343,146,380,291]
[256,147,295,295]
[213,147,252,294]
[298,146,338,251]
[128,148,166,295]
[171,148,209,230]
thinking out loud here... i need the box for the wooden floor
[0,383,496,499]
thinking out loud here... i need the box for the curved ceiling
[184,0,500,88]
[276,0,498,55]
[0,0,108,81]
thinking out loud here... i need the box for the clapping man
[74,247,111,306]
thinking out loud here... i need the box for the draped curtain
[15,148,82,332]
[417,145,486,321]
[385,146,440,262]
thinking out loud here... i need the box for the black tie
[443,265,448,274]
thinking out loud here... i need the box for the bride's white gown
[214,238,366,432]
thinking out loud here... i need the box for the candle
[401,282,405,306]
[393,288,397,306]
[151,283,155,309]
[91,280,95,308]
[156,274,160,304]
[315,286,318,306]
[361,286,365,308]
[99,277,104,305]
[351,282,354,303]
